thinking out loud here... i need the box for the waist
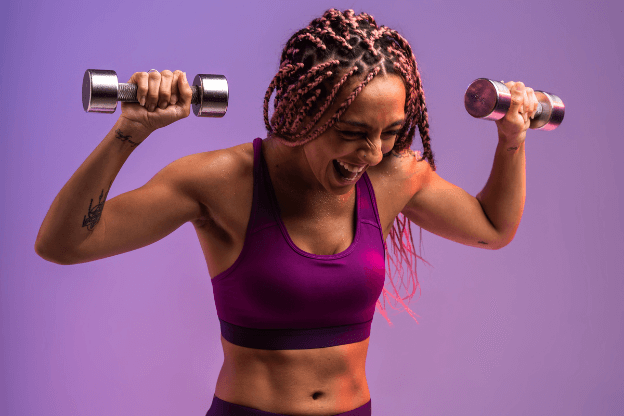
[216,334,371,415]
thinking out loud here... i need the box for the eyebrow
[337,119,405,129]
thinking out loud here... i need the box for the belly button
[312,391,324,400]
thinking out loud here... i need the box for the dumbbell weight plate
[82,70,119,113]
[464,78,511,121]
[530,90,564,131]
[192,74,228,117]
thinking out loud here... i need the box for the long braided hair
[263,9,436,326]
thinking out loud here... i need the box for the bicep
[401,167,503,249]
[72,154,206,264]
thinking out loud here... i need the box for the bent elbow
[34,242,75,265]
[495,236,514,250]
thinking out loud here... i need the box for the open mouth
[332,159,361,182]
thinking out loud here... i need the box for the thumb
[179,72,193,102]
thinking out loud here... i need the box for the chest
[194,147,420,278]
[272,171,407,257]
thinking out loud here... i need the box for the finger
[508,81,525,117]
[158,70,173,109]
[178,72,192,103]
[129,72,149,107]
[525,88,531,123]
[177,72,192,117]
[170,70,182,105]
[527,87,538,119]
[146,70,161,112]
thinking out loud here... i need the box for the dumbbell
[464,78,564,130]
[82,69,228,117]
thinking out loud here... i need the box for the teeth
[338,160,365,173]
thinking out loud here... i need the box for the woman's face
[302,73,406,196]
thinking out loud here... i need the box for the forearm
[476,136,526,247]
[35,118,149,262]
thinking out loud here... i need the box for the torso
[191,139,427,415]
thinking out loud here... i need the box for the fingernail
[171,94,177,105]
[159,101,167,109]
[140,96,146,106]
[149,104,156,112]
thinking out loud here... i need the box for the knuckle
[161,69,173,77]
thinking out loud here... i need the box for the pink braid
[296,65,359,138]
[273,60,339,127]
[294,66,382,144]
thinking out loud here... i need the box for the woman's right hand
[119,69,193,136]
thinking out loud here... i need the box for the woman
[35,9,537,416]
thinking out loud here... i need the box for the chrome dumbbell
[464,78,564,130]
[82,69,228,117]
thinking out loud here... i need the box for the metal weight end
[83,69,119,113]
[530,91,565,131]
[464,78,511,121]
[192,74,228,117]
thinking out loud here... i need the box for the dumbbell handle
[117,82,202,105]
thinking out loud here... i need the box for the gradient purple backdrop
[2,0,623,415]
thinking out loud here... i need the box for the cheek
[381,138,397,154]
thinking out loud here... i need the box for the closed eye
[336,129,401,140]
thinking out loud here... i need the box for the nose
[359,136,384,166]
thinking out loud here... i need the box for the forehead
[338,74,406,121]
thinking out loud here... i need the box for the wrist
[105,117,149,151]
[116,116,153,138]
[496,135,525,154]
[497,130,525,149]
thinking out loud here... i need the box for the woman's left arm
[477,81,538,246]
[401,81,538,249]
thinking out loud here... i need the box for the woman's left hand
[494,81,540,148]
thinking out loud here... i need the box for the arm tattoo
[478,241,488,245]
[82,180,112,231]
[115,129,140,148]
[507,146,518,151]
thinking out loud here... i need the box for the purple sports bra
[209,138,386,350]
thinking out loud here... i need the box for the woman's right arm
[35,69,205,264]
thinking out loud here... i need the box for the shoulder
[368,148,429,193]
[174,141,254,225]
[169,141,253,192]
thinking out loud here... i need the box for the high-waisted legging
[205,394,372,415]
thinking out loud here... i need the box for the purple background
[2,0,623,415]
